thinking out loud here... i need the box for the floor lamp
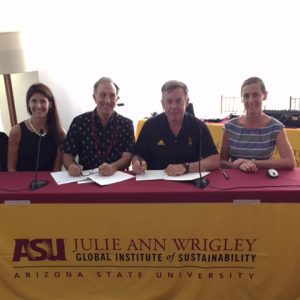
[0,32,27,127]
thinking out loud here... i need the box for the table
[1,169,300,203]
[1,170,300,300]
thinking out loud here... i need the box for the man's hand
[164,164,186,176]
[132,158,147,175]
[68,163,83,177]
[99,163,117,176]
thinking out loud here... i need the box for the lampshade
[0,32,28,127]
[0,32,26,75]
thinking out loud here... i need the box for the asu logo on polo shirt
[157,139,165,146]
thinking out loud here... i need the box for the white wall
[1,0,300,132]
[0,72,39,134]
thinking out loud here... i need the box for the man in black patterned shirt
[63,77,135,176]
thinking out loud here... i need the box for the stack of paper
[51,169,209,186]
[51,170,134,186]
[136,170,209,181]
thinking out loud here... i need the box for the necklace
[91,110,118,161]
[28,118,47,136]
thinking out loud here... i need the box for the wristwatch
[183,163,190,174]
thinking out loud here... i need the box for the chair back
[220,95,244,115]
[186,103,195,116]
[0,132,8,171]
[289,96,300,110]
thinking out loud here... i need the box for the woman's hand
[233,158,257,173]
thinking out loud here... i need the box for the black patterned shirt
[63,109,135,170]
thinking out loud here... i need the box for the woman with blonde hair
[220,77,295,172]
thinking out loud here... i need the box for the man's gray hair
[93,77,120,95]
[161,80,188,96]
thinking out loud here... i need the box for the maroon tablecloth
[1,168,300,203]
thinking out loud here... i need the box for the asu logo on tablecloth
[13,238,66,262]
[11,236,257,267]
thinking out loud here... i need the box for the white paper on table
[135,170,165,181]
[136,170,209,181]
[88,171,135,186]
[164,172,209,181]
[50,171,88,185]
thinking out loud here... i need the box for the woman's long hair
[26,83,64,145]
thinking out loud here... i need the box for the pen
[219,168,229,180]
[138,156,143,166]
[138,156,145,174]
[72,160,84,175]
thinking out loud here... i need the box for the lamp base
[193,177,209,189]
[31,179,49,191]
